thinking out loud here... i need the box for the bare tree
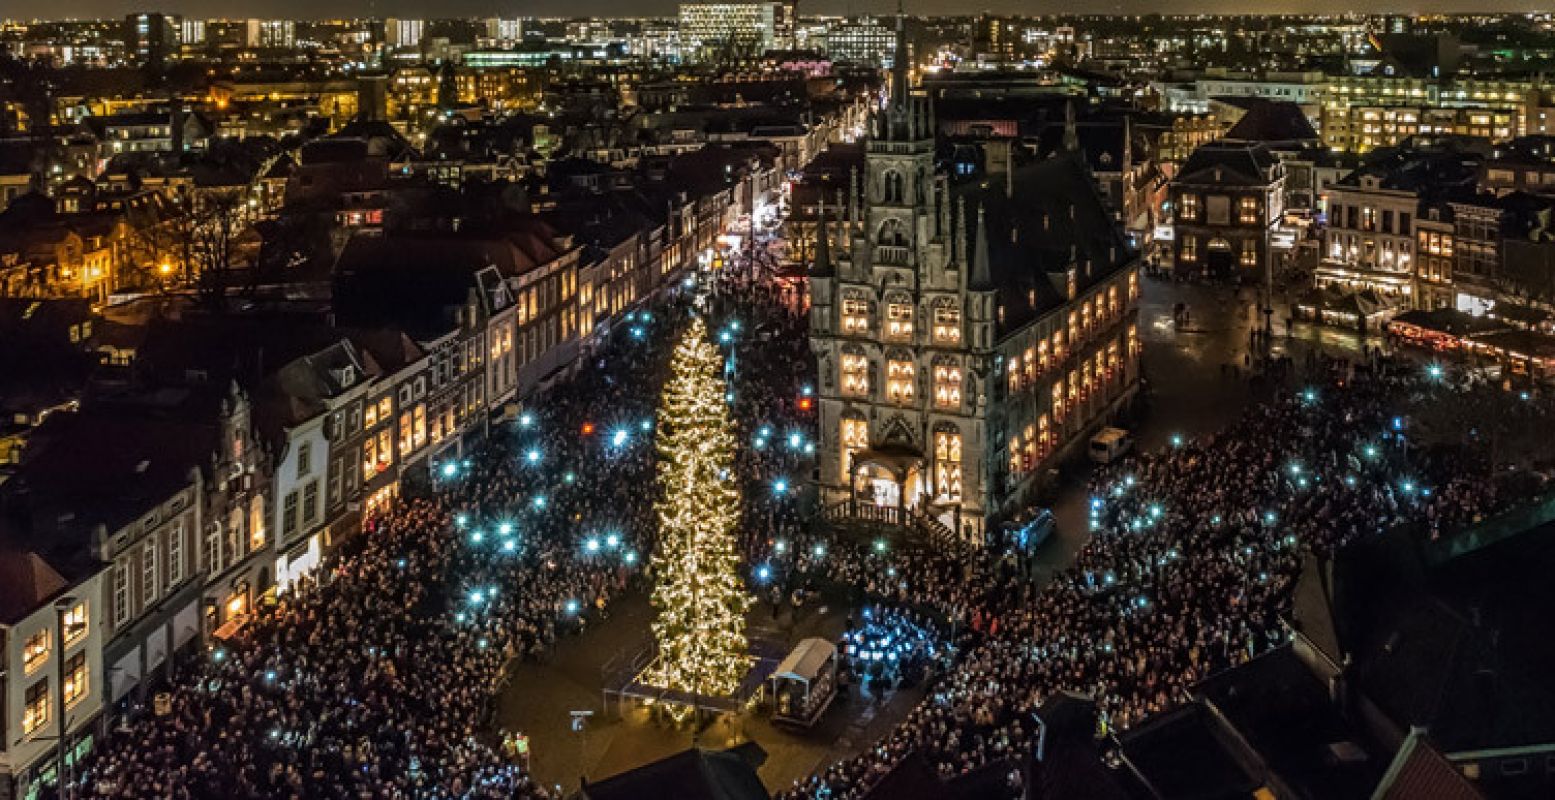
[188,187,247,312]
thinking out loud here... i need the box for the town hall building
[807,60,1141,547]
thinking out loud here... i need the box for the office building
[124,12,177,69]
[385,18,424,49]
[678,2,794,61]
[245,19,296,49]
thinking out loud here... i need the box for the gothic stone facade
[809,99,1141,546]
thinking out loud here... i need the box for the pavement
[493,589,925,795]
[492,274,1382,795]
[1033,275,1376,593]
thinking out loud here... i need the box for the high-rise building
[124,12,177,68]
[245,19,296,49]
[384,18,424,49]
[180,18,206,46]
[678,2,794,61]
[826,16,895,66]
[485,17,522,43]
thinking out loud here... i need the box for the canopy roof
[772,638,836,684]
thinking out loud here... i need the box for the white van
[1089,427,1133,464]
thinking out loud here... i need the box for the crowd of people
[778,357,1550,799]
[840,606,947,696]
[74,277,707,798]
[65,219,1554,800]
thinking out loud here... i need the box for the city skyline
[3,1,1555,798]
[7,1,1554,21]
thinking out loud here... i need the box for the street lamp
[53,595,75,800]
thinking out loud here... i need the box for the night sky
[7,0,1548,21]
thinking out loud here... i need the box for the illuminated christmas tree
[648,316,751,710]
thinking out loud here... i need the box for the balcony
[875,245,912,267]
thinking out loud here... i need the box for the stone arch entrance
[848,443,926,524]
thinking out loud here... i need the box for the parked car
[1089,427,1133,464]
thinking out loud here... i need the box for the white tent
[769,637,838,727]
[772,637,835,685]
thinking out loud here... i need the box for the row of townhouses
[0,132,784,799]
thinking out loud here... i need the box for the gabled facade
[810,52,1141,546]
[1170,141,1286,280]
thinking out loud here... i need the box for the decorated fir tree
[648,316,752,707]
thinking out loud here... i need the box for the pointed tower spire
[891,1,909,112]
[970,202,993,291]
[1063,99,1079,153]
[811,199,834,277]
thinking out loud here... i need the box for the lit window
[1180,235,1198,263]
[23,629,49,674]
[413,404,427,448]
[248,497,264,554]
[886,301,913,340]
[1241,239,1258,267]
[932,305,961,344]
[63,602,88,646]
[1052,381,1066,421]
[1238,196,1259,224]
[1007,359,1021,393]
[64,652,88,707]
[23,680,48,735]
[141,541,158,607]
[841,353,870,397]
[112,562,129,626]
[841,418,869,475]
[377,430,392,468]
[364,402,378,429]
[933,363,963,409]
[842,297,870,335]
[934,430,963,502]
[886,360,915,404]
[1178,193,1199,221]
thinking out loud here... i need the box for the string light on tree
[647,317,752,717]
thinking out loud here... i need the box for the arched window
[840,412,869,476]
[841,290,871,335]
[883,170,904,204]
[877,218,908,247]
[932,357,962,409]
[931,298,961,344]
[885,350,915,404]
[933,424,963,503]
[883,292,914,341]
[840,345,870,397]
